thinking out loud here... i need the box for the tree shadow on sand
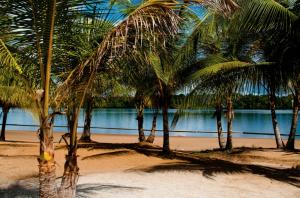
[76,183,144,198]
[78,142,300,188]
[0,183,38,198]
[0,182,144,198]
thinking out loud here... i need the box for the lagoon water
[2,108,299,138]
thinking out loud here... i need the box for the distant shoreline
[4,130,300,150]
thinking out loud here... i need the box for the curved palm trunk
[146,109,158,143]
[225,96,233,150]
[286,92,300,150]
[58,110,79,198]
[58,148,78,198]
[137,104,145,142]
[215,102,225,149]
[162,99,170,154]
[80,96,93,142]
[0,105,10,141]
[269,93,285,149]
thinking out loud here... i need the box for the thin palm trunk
[162,98,170,154]
[0,105,10,141]
[225,96,233,150]
[137,103,145,142]
[269,93,285,149]
[80,96,93,142]
[58,109,79,198]
[146,109,158,143]
[39,0,57,197]
[286,91,300,150]
[215,102,225,149]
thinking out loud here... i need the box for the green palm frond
[0,85,34,108]
[55,0,180,107]
[236,0,298,33]
[149,52,170,85]
[191,60,251,78]
[0,39,22,74]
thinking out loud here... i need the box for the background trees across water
[0,0,300,197]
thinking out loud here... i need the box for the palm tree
[54,1,180,196]
[80,73,128,142]
[1,0,180,197]
[233,0,299,149]
[0,84,33,141]
[1,0,59,196]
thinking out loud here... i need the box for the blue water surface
[1,108,299,138]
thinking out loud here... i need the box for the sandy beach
[0,130,299,197]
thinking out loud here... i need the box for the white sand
[1,170,299,197]
[75,171,300,198]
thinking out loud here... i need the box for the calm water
[1,108,299,138]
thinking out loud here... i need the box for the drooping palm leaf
[0,39,22,74]
[55,0,180,107]
[235,0,298,33]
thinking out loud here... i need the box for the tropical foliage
[0,0,300,197]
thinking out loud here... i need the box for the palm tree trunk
[0,105,10,141]
[58,110,79,198]
[80,96,93,142]
[162,99,170,154]
[39,0,57,197]
[137,104,145,142]
[286,92,299,150]
[146,109,158,143]
[225,96,233,150]
[39,123,57,198]
[215,102,225,149]
[269,93,285,149]
[58,147,78,198]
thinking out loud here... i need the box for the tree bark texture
[80,97,93,142]
[146,109,158,143]
[286,92,300,150]
[162,99,170,154]
[225,96,233,150]
[269,93,285,149]
[215,103,225,149]
[0,105,10,141]
[137,104,145,142]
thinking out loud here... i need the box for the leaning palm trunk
[80,96,93,142]
[136,104,145,142]
[146,109,158,143]
[286,92,300,150]
[58,147,78,198]
[215,102,225,149]
[269,93,285,149]
[225,96,233,150]
[0,105,10,141]
[162,98,170,154]
[58,111,79,198]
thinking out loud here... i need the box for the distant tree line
[91,94,293,109]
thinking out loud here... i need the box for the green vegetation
[91,94,293,109]
[0,0,300,197]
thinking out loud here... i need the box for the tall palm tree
[233,0,299,149]
[1,0,180,197]
[54,1,180,196]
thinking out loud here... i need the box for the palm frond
[191,60,252,79]
[236,0,298,33]
[55,0,180,107]
[194,0,239,16]
[0,39,22,74]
